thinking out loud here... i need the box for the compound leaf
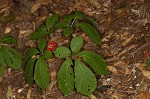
[57,58,74,95]
[74,11,85,20]
[63,27,73,37]
[75,22,101,45]
[25,57,36,85]
[29,24,48,40]
[24,48,39,65]
[0,51,6,76]
[38,38,47,52]
[78,51,108,75]
[41,50,53,60]
[54,22,69,29]
[70,36,83,53]
[46,14,58,31]
[1,34,16,44]
[34,58,50,90]
[54,47,71,58]
[2,46,22,69]
[64,11,85,23]
[75,60,96,95]
[0,63,6,77]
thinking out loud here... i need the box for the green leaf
[46,14,58,31]
[0,51,6,76]
[34,58,50,90]
[54,47,71,58]
[75,60,96,95]
[75,22,101,45]
[57,58,74,95]
[38,38,47,52]
[64,11,85,23]
[145,57,150,70]
[74,11,85,20]
[64,14,75,24]
[63,27,73,37]
[70,36,83,53]
[29,24,48,40]
[2,46,22,69]
[23,48,39,65]
[78,51,108,75]
[86,17,98,26]
[25,57,37,85]
[0,63,6,77]
[54,22,69,29]
[1,34,16,44]
[41,50,53,60]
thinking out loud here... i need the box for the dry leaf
[50,71,57,81]
[142,70,150,80]
[121,34,135,46]
[31,0,52,13]
[6,85,14,99]
[114,61,130,75]
[86,0,101,9]
[81,96,90,99]
[107,66,118,74]
[137,92,149,99]
[46,81,57,91]
[27,89,31,99]
[90,94,97,99]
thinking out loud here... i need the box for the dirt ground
[0,0,150,99]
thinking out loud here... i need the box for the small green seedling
[24,37,55,90]
[0,34,22,76]
[54,36,107,96]
[27,11,107,93]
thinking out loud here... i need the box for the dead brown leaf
[107,66,118,74]
[31,0,52,13]
[114,61,130,75]
[90,94,97,99]
[27,89,31,99]
[137,92,149,99]
[86,0,101,9]
[121,34,135,46]
[6,85,14,99]
[141,70,150,80]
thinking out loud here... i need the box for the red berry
[53,43,57,47]
[50,41,55,44]
[47,41,57,51]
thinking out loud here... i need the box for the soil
[0,0,150,99]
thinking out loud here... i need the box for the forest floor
[0,0,150,99]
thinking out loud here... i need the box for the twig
[129,43,150,56]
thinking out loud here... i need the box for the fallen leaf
[31,0,52,13]
[86,0,101,9]
[50,71,57,81]
[121,34,135,46]
[46,81,57,91]
[137,92,149,99]
[142,70,150,80]
[27,89,31,99]
[107,66,118,74]
[6,85,14,99]
[114,61,130,75]
[90,94,97,99]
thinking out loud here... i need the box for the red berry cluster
[46,41,57,51]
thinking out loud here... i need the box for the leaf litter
[0,0,150,98]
